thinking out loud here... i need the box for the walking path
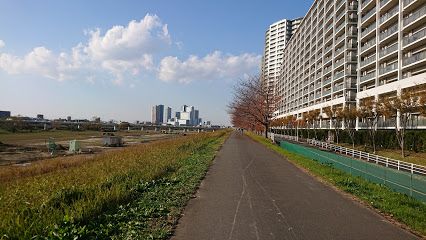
[172,132,418,240]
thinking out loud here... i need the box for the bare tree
[324,106,343,144]
[380,87,425,158]
[303,109,320,140]
[358,97,384,154]
[228,75,280,138]
[341,105,358,148]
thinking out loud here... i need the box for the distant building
[67,116,72,121]
[193,110,199,125]
[163,107,172,123]
[0,111,11,119]
[37,114,44,120]
[151,104,164,124]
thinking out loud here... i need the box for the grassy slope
[0,130,230,239]
[247,132,426,237]
[338,142,426,166]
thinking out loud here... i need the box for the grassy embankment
[247,132,426,237]
[337,142,426,166]
[0,130,230,239]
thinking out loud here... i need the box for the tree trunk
[264,124,269,138]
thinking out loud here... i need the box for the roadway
[171,132,418,240]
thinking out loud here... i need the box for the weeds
[0,130,229,239]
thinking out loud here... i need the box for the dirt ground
[0,131,180,166]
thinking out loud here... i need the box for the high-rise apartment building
[262,18,302,93]
[273,0,426,129]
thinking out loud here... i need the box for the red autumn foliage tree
[228,75,280,138]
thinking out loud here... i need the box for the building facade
[151,105,164,124]
[262,18,302,94]
[273,0,426,128]
[163,107,172,123]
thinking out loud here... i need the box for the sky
[0,0,312,125]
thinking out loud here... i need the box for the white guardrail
[273,134,426,176]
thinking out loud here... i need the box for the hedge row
[272,128,426,153]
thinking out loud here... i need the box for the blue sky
[0,0,312,125]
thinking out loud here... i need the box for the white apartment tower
[273,0,426,129]
[262,18,302,93]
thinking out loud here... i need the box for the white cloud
[85,14,170,61]
[0,15,260,86]
[158,51,261,83]
[0,14,169,84]
[0,47,66,80]
[0,40,5,49]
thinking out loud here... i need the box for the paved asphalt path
[172,132,418,240]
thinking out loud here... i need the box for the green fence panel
[280,141,426,202]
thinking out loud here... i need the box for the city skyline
[0,0,311,125]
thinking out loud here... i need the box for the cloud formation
[0,15,261,85]
[158,51,261,83]
[0,14,169,84]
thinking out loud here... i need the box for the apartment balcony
[403,50,426,67]
[323,89,332,95]
[379,43,398,58]
[315,93,322,99]
[379,62,398,75]
[361,22,376,39]
[335,59,345,69]
[333,71,345,80]
[403,27,426,48]
[379,5,399,26]
[360,38,376,53]
[360,71,376,83]
[336,0,345,11]
[335,34,345,45]
[379,0,390,8]
[403,5,426,29]
[324,78,332,85]
[379,24,398,41]
[362,7,377,24]
[362,0,374,10]
[335,47,344,57]
[403,0,415,7]
[360,54,376,67]
[333,84,345,92]
[335,22,345,34]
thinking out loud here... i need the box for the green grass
[0,130,230,239]
[247,132,426,237]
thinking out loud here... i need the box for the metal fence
[272,133,426,176]
[280,140,426,202]
[306,139,426,176]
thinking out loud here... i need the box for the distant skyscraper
[163,107,172,123]
[194,110,199,125]
[151,105,164,124]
